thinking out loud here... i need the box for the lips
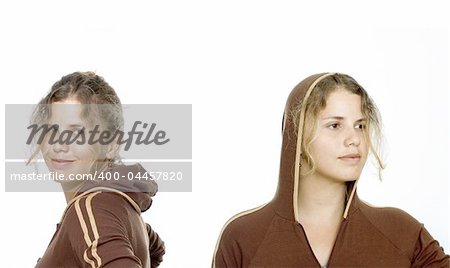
[50,158,76,170]
[338,154,361,164]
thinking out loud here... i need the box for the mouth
[50,158,76,169]
[338,154,361,165]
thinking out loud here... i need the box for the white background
[0,1,449,267]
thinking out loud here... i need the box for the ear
[105,138,121,160]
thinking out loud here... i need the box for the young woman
[213,73,449,267]
[31,72,165,268]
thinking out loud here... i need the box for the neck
[297,171,347,223]
[59,163,109,204]
[63,191,76,204]
[61,182,83,204]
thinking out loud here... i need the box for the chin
[332,170,360,182]
[341,173,361,181]
[334,177,357,183]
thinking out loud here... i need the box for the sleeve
[66,194,143,268]
[145,223,165,268]
[411,225,449,268]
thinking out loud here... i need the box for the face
[306,88,369,182]
[40,98,108,180]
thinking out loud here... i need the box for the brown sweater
[213,73,449,267]
[36,163,165,268]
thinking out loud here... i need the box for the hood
[273,72,357,222]
[74,163,158,213]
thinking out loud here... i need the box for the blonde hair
[291,73,384,178]
[27,71,124,172]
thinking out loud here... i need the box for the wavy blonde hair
[291,73,384,178]
[27,71,124,171]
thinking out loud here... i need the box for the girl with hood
[213,72,449,267]
[30,72,165,267]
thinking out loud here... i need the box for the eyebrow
[321,116,366,122]
[67,124,85,128]
[47,123,85,129]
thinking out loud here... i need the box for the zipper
[325,218,347,267]
[297,222,322,267]
[297,219,347,268]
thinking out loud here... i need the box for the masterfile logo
[26,121,170,151]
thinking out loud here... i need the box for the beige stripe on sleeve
[75,197,97,268]
[75,192,103,268]
[86,192,102,267]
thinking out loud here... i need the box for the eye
[75,128,85,135]
[72,128,86,143]
[328,123,340,129]
[355,123,366,130]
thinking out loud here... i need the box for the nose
[52,138,70,153]
[344,127,361,147]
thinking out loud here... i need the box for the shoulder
[357,199,423,250]
[63,191,137,228]
[57,192,150,267]
[61,192,139,247]
[214,203,275,267]
[219,203,274,241]
[73,191,130,209]
[358,200,421,228]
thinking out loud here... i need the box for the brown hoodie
[35,163,165,268]
[213,73,449,267]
